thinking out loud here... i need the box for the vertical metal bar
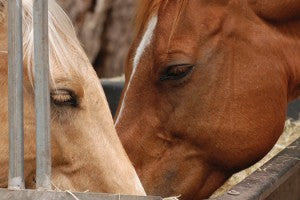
[7,0,25,190]
[33,0,51,190]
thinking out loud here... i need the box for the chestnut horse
[0,0,145,195]
[115,0,300,199]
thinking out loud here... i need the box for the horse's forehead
[152,1,230,58]
[50,64,85,87]
[132,2,195,67]
[156,1,224,36]
[133,16,158,72]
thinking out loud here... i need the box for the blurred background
[57,0,137,78]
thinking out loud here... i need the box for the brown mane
[135,0,163,35]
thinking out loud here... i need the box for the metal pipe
[33,0,51,190]
[7,0,25,190]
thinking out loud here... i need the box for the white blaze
[115,16,158,124]
[133,16,158,73]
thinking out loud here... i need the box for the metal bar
[0,189,162,200]
[33,0,51,190]
[7,0,25,190]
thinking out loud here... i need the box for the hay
[210,118,300,198]
[51,181,82,200]
[163,196,181,200]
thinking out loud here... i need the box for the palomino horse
[115,0,300,199]
[0,0,145,195]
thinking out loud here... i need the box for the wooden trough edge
[0,188,162,200]
[209,137,300,200]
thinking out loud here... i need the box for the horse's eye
[160,64,194,81]
[51,89,78,107]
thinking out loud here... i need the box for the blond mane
[23,0,90,83]
[0,0,6,27]
[1,0,90,83]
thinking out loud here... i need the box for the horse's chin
[135,150,228,200]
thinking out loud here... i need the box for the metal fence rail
[8,0,25,190]
[8,0,51,190]
[33,0,51,190]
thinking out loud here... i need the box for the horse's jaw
[117,126,228,200]
[49,104,146,195]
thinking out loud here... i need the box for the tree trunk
[57,0,136,78]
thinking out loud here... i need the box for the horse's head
[116,0,300,199]
[0,0,145,195]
